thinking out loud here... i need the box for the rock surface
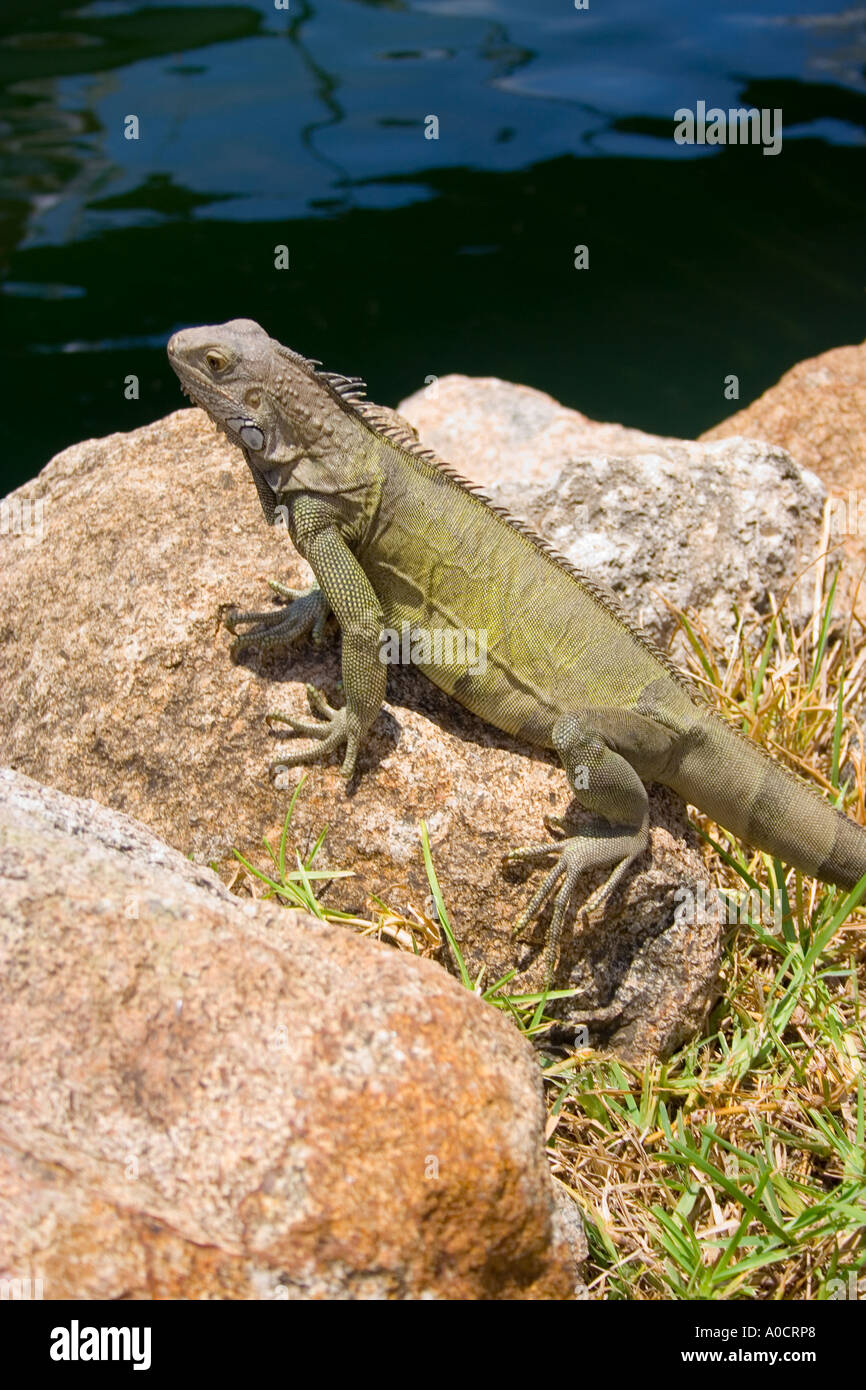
[0,767,583,1300]
[0,410,722,1060]
[398,376,827,648]
[700,339,866,499]
[700,339,866,616]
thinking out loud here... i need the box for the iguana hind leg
[508,708,675,985]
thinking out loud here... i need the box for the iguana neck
[260,380,386,535]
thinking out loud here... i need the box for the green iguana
[168,318,866,981]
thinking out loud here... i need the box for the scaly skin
[168,318,866,984]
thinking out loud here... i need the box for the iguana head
[167,318,383,523]
[167,317,328,462]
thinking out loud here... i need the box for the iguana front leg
[266,512,386,780]
[508,709,676,985]
[225,581,332,659]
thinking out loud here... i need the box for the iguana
[168,318,866,981]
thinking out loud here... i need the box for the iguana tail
[672,716,866,891]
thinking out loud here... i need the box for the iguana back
[357,437,683,744]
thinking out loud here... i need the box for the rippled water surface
[1,0,865,487]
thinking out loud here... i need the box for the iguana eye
[205,350,228,372]
[245,389,262,408]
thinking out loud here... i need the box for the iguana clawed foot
[267,683,359,779]
[506,817,649,986]
[225,580,331,658]
[225,582,360,777]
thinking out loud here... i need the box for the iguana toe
[505,840,563,865]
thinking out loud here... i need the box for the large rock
[398,376,827,648]
[0,768,582,1300]
[700,340,866,498]
[700,340,866,617]
[0,408,721,1061]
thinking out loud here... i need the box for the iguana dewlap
[168,318,866,982]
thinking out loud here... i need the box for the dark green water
[1,0,865,491]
